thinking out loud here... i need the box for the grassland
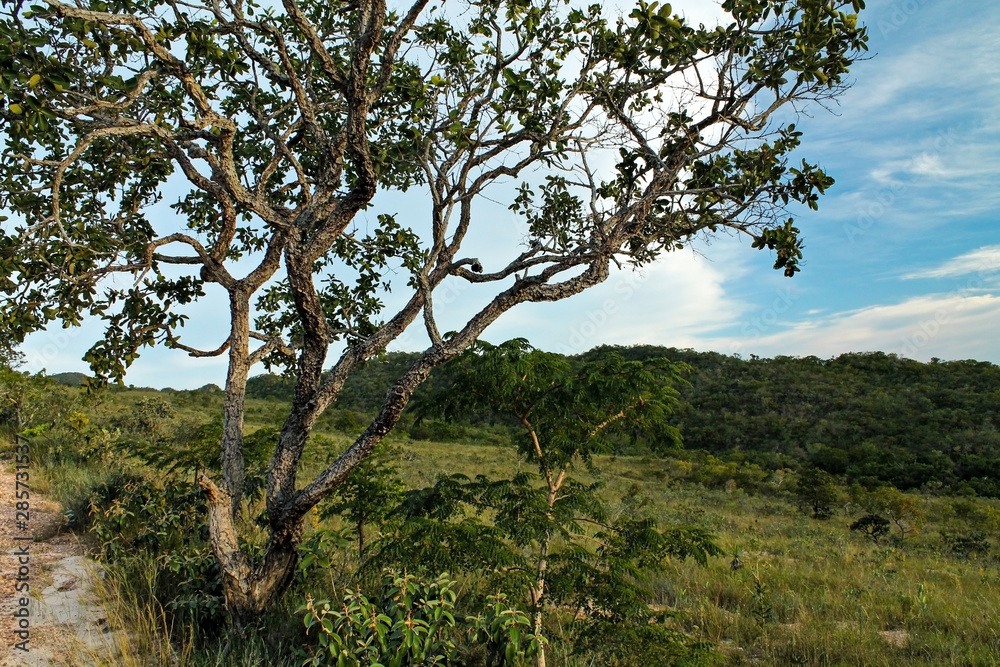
[366,439,1000,666]
[7,383,1000,665]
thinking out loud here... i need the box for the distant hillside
[50,372,90,386]
[246,346,1000,496]
[585,346,1000,495]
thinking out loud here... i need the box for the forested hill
[246,347,1000,495]
[584,347,1000,494]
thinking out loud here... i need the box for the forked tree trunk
[202,477,304,626]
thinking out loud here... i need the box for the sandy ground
[0,459,117,666]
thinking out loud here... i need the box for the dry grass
[16,418,1000,666]
[387,440,1000,666]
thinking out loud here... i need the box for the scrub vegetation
[3,343,998,665]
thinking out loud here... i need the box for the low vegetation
[2,345,999,665]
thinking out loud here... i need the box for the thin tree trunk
[530,466,566,667]
[532,537,549,667]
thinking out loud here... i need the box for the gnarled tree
[0,0,867,623]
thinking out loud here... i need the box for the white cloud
[482,241,752,355]
[703,292,1000,364]
[903,245,1000,280]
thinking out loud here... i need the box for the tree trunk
[203,476,303,626]
[530,466,565,667]
[532,537,550,667]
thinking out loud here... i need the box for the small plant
[298,571,542,666]
[320,443,406,556]
[916,583,929,615]
[749,573,774,627]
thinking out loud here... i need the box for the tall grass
[11,395,1000,666]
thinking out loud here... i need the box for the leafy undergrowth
[5,380,1000,666]
[282,437,1000,666]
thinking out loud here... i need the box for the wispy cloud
[701,292,1000,364]
[483,241,754,356]
[903,245,1000,280]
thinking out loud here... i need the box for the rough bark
[220,290,252,517]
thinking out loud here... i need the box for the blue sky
[20,0,1000,388]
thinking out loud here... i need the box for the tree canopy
[0,0,868,622]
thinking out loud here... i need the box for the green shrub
[942,530,991,559]
[850,514,891,544]
[88,473,225,635]
[298,571,542,666]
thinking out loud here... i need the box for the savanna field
[3,349,999,666]
[6,0,999,664]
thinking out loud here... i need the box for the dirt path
[0,459,117,666]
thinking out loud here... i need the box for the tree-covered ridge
[623,348,1000,494]
[247,347,1000,495]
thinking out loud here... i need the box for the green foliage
[112,396,174,441]
[87,472,226,633]
[416,339,688,466]
[320,444,407,555]
[0,366,45,429]
[941,531,991,560]
[375,341,721,663]
[298,571,542,666]
[850,514,890,544]
[795,467,840,519]
[371,472,724,662]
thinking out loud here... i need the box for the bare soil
[0,461,117,666]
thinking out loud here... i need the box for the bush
[298,571,542,666]
[88,473,225,635]
[850,514,890,544]
[942,531,991,559]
